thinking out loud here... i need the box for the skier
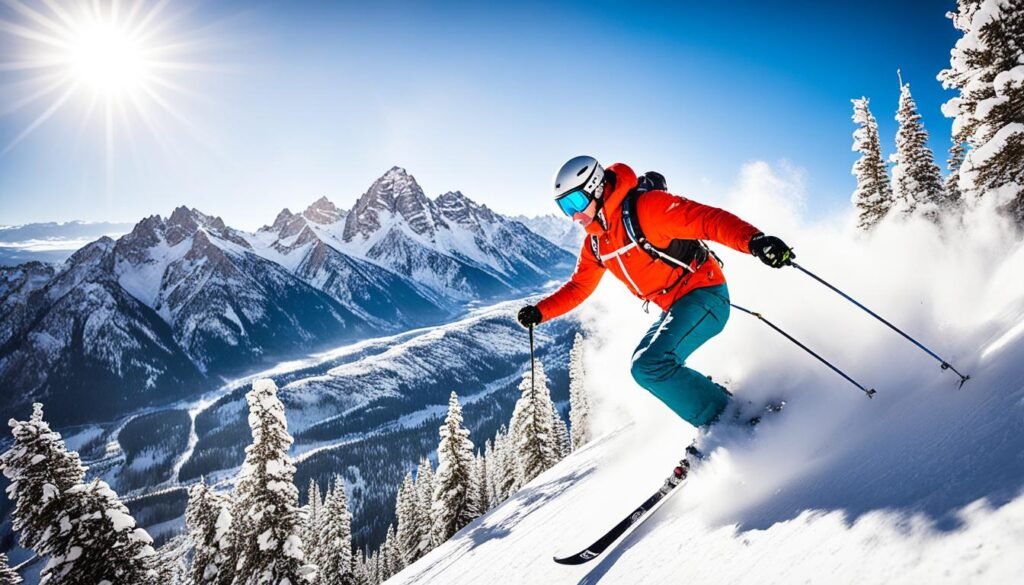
[517,156,793,430]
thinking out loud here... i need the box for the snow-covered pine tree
[482,438,499,508]
[551,405,570,460]
[316,476,354,585]
[567,333,592,450]
[413,458,435,557]
[939,0,1024,223]
[395,472,420,566]
[474,446,491,516]
[0,403,159,584]
[301,481,325,579]
[946,139,967,205]
[368,549,380,585]
[301,479,323,567]
[491,426,517,504]
[49,478,159,584]
[851,97,895,230]
[381,524,399,580]
[0,553,21,585]
[351,549,368,585]
[509,359,559,487]
[186,478,233,585]
[468,453,486,518]
[431,392,479,545]
[891,79,947,218]
[0,403,86,554]
[229,379,313,585]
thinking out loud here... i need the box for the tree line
[852,1,1023,230]
[0,333,591,584]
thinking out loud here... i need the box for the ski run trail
[388,170,1024,585]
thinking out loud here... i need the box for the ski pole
[529,324,536,397]
[787,261,970,388]
[731,303,877,398]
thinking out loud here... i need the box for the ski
[552,458,691,565]
[553,401,785,566]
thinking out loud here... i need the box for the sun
[67,19,150,96]
[0,0,213,168]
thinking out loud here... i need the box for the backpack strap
[621,189,698,274]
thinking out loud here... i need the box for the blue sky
[0,0,959,229]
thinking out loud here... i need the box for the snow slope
[388,162,1024,585]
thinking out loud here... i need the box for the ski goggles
[555,188,594,217]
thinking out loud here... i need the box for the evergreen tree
[352,550,369,585]
[491,426,517,504]
[381,524,399,580]
[467,453,486,519]
[186,479,233,585]
[431,392,479,545]
[891,80,947,218]
[368,550,381,585]
[0,403,85,554]
[229,380,313,585]
[482,438,499,508]
[850,97,894,230]
[49,478,159,584]
[395,472,420,566]
[413,458,435,556]
[1,404,158,584]
[946,139,967,204]
[551,405,570,460]
[316,476,354,585]
[509,359,559,487]
[939,0,1024,222]
[301,479,323,566]
[474,447,491,516]
[0,554,21,585]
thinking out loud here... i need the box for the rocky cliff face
[342,167,444,242]
[0,239,205,425]
[336,168,575,300]
[257,196,452,329]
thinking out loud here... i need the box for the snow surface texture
[388,161,1024,585]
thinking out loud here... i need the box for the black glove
[517,305,542,328]
[749,233,794,268]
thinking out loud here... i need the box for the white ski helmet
[553,155,605,217]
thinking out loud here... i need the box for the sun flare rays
[0,0,214,181]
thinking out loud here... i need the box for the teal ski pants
[630,284,732,427]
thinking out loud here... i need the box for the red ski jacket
[536,163,761,322]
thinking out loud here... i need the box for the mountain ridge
[0,166,574,425]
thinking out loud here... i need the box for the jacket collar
[596,163,637,231]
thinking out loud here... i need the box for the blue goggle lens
[556,189,592,217]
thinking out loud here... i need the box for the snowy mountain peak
[436,190,498,230]
[268,207,296,231]
[342,166,446,242]
[263,208,307,241]
[303,196,346,225]
[67,235,116,267]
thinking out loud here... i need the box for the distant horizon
[0,164,580,232]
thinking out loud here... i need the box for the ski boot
[661,458,690,493]
[661,440,706,493]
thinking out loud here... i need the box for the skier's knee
[630,349,668,387]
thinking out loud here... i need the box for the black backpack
[589,171,715,277]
